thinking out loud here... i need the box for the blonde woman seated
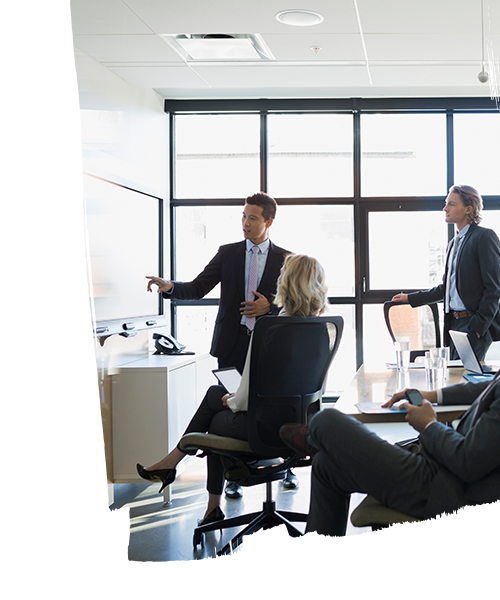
[137,254,329,526]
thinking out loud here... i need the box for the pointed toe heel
[197,506,225,527]
[136,463,176,493]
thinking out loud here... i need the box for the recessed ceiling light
[275,9,324,26]
[161,34,275,61]
[178,38,260,60]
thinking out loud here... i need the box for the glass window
[272,205,355,297]
[175,305,219,355]
[363,303,445,369]
[323,305,356,396]
[267,113,353,198]
[363,304,397,368]
[175,204,356,298]
[368,211,447,290]
[174,114,260,199]
[454,113,500,196]
[360,113,447,197]
[174,205,242,298]
[480,210,500,239]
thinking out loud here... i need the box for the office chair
[179,315,344,556]
[384,301,441,361]
[351,496,454,562]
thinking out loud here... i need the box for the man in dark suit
[279,374,500,536]
[146,192,296,493]
[392,185,500,361]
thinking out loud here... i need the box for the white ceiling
[71,0,500,99]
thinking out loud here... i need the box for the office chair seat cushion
[350,495,421,527]
[179,432,254,457]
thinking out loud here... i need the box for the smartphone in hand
[405,388,423,406]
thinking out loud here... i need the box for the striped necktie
[445,235,458,313]
[245,245,260,331]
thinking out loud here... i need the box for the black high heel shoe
[136,463,176,493]
[197,506,225,527]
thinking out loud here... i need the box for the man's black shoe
[282,468,299,489]
[224,480,243,498]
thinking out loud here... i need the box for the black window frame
[165,97,500,379]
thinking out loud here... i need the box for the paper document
[356,402,406,414]
[386,363,424,370]
[355,402,469,415]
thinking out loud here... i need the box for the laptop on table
[449,330,497,382]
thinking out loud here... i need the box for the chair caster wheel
[193,531,204,548]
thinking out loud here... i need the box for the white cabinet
[111,353,217,487]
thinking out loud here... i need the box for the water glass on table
[424,352,446,390]
[428,346,450,370]
[394,340,410,372]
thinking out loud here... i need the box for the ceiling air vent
[160,33,275,61]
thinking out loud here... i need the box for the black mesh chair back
[383,301,441,361]
[246,315,343,456]
[182,314,343,556]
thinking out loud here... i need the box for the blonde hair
[274,254,328,317]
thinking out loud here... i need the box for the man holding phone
[279,375,500,536]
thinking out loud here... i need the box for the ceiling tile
[370,64,490,87]
[73,34,182,62]
[356,0,480,34]
[70,0,152,34]
[107,65,209,88]
[121,0,359,34]
[262,33,365,61]
[193,64,371,88]
[365,34,483,62]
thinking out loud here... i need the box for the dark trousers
[217,325,252,374]
[179,385,248,495]
[445,313,492,362]
[305,409,437,536]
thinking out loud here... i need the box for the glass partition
[454,113,500,196]
[368,210,447,290]
[267,113,353,198]
[175,114,260,199]
[361,113,447,197]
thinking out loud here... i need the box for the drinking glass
[394,339,410,372]
[424,353,446,390]
[429,346,450,370]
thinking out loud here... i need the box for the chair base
[192,481,306,556]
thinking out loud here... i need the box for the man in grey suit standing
[146,192,298,493]
[279,374,500,536]
[392,185,500,361]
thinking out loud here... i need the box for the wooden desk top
[334,364,469,423]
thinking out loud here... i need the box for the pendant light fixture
[478,0,489,83]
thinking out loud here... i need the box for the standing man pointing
[146,192,298,491]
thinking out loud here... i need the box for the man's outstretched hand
[146,275,173,293]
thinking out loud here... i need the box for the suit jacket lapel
[443,238,455,300]
[454,222,475,265]
[236,240,246,299]
[258,240,278,292]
